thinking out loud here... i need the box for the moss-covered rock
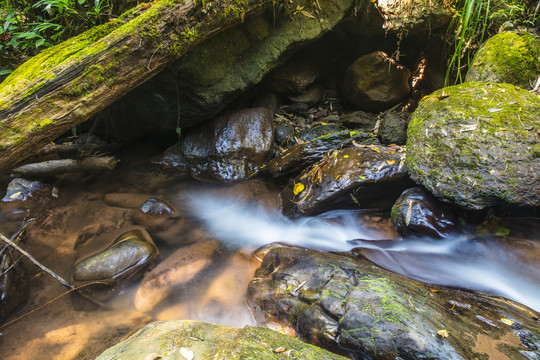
[406,82,540,210]
[248,247,540,359]
[95,320,348,359]
[465,32,540,89]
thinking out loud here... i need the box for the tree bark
[0,0,274,173]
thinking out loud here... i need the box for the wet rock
[281,145,410,216]
[131,197,181,234]
[2,178,45,202]
[96,320,349,360]
[288,83,325,105]
[248,247,540,359]
[274,123,294,146]
[264,49,323,94]
[97,0,357,139]
[466,32,540,89]
[282,102,309,117]
[260,130,378,181]
[183,108,274,182]
[151,143,190,171]
[134,240,219,313]
[339,110,378,131]
[298,123,341,142]
[391,187,455,238]
[73,227,158,283]
[379,111,408,145]
[407,82,540,209]
[343,51,411,112]
[0,251,28,319]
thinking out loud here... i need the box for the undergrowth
[445,0,540,85]
[0,0,150,76]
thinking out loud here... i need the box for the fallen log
[0,0,278,173]
[11,156,119,177]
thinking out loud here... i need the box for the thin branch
[0,232,74,290]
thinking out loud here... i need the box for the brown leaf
[273,346,286,353]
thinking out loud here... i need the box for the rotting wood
[0,0,277,173]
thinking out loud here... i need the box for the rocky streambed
[0,1,539,359]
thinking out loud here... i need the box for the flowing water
[0,154,539,359]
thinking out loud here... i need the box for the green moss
[407,82,540,209]
[466,32,540,88]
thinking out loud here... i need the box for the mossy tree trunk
[0,0,275,173]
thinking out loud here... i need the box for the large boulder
[466,32,540,89]
[247,247,540,359]
[407,82,540,210]
[281,145,410,216]
[95,0,358,139]
[343,51,411,112]
[96,320,348,360]
[183,108,274,182]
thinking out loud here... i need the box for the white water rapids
[186,193,540,313]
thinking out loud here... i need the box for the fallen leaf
[405,200,413,226]
[358,175,366,179]
[500,318,514,326]
[274,346,286,353]
[386,160,396,165]
[335,175,341,181]
[343,155,349,158]
[188,336,203,341]
[180,347,194,360]
[473,61,483,66]
[437,329,449,338]
[488,108,503,113]
[429,289,439,292]
[437,91,450,100]
[293,182,305,196]
[9,191,22,199]
[372,147,381,153]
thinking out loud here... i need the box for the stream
[0,145,539,359]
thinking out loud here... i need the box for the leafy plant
[0,0,149,76]
[445,0,540,85]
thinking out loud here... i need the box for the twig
[0,232,74,290]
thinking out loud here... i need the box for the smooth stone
[378,111,407,145]
[73,228,158,282]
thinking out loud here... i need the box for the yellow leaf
[320,122,327,125]
[335,175,341,181]
[344,155,349,158]
[273,347,286,353]
[372,147,380,153]
[9,191,22,199]
[437,329,449,338]
[293,182,305,196]
[358,175,366,179]
[501,318,514,326]
[386,160,396,165]
[429,288,439,292]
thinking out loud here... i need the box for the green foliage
[0,0,148,74]
[445,0,540,85]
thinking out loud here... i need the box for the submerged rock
[95,320,348,360]
[132,197,181,234]
[407,82,540,209]
[343,51,411,112]
[260,130,378,181]
[466,32,540,89]
[0,251,28,319]
[248,247,540,359]
[281,145,410,216]
[183,108,274,182]
[391,187,456,238]
[2,178,45,202]
[73,227,158,283]
[134,240,219,312]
